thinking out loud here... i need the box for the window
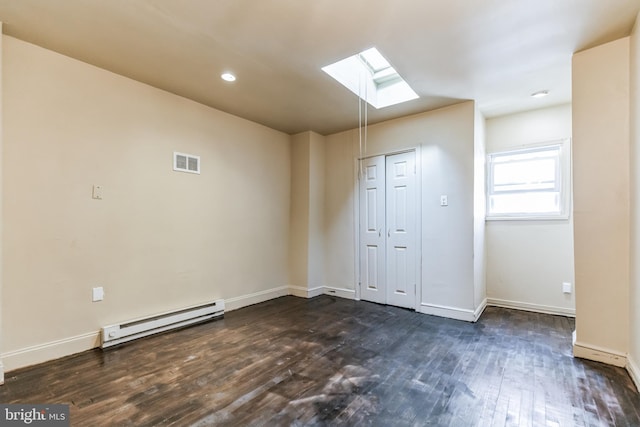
[486,140,570,220]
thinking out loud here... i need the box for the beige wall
[308,132,325,290]
[1,36,291,370]
[323,129,358,291]
[289,133,310,288]
[572,37,630,365]
[289,131,325,295]
[323,101,485,319]
[629,12,640,385]
[474,106,487,309]
[486,104,575,315]
[0,24,3,385]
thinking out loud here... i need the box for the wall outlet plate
[562,282,572,294]
[92,185,103,200]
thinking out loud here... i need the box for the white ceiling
[0,0,638,135]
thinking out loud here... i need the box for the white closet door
[359,151,417,309]
[385,152,417,309]
[359,155,386,304]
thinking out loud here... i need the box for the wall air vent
[173,152,200,174]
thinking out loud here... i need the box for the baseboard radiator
[101,300,225,349]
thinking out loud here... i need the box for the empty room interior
[0,1,640,425]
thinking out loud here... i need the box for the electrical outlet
[92,185,103,200]
[440,195,448,206]
[92,286,104,302]
[562,282,572,294]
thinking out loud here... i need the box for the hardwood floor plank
[1,296,639,426]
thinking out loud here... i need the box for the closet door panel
[359,156,386,304]
[386,152,417,309]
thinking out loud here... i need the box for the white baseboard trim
[487,298,575,317]
[0,285,355,376]
[289,286,324,299]
[418,303,479,322]
[323,286,356,300]
[225,286,290,312]
[1,331,99,373]
[572,333,627,367]
[0,286,291,375]
[474,298,488,321]
[288,286,356,301]
[627,355,640,392]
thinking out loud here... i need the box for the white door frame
[354,146,422,311]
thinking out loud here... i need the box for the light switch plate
[92,286,104,302]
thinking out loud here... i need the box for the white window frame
[486,139,571,221]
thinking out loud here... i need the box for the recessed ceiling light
[531,90,549,98]
[221,73,236,82]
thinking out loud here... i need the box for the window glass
[487,143,568,219]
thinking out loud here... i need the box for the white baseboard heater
[101,299,224,349]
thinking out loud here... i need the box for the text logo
[0,405,69,426]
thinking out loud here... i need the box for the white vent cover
[173,152,200,174]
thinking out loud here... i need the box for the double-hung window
[486,140,570,220]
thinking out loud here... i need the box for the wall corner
[473,103,487,311]
[572,36,631,362]
[629,9,640,394]
[628,355,640,393]
[0,22,4,386]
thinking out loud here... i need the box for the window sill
[485,214,570,222]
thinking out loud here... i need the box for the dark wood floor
[1,296,638,426]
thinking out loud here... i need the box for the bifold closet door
[385,152,416,309]
[359,151,417,309]
[359,155,386,304]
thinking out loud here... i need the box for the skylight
[359,48,389,73]
[322,47,419,109]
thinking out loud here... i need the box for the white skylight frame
[322,47,419,109]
